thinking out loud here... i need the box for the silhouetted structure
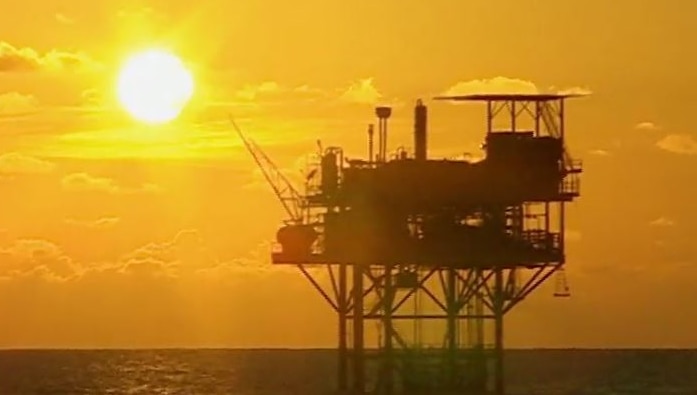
[234,93,583,394]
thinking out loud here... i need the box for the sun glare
[117,49,194,124]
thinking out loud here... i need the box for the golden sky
[0,0,696,348]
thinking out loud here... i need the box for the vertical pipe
[473,269,486,392]
[377,120,383,162]
[545,202,551,247]
[353,265,365,393]
[368,124,375,163]
[384,265,394,394]
[560,202,566,263]
[534,101,541,137]
[487,101,493,134]
[338,263,348,391]
[560,97,567,263]
[414,99,428,161]
[494,268,505,395]
[510,101,516,132]
[382,119,388,161]
[378,118,386,162]
[446,268,457,386]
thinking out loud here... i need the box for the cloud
[117,230,281,279]
[55,13,75,25]
[80,88,102,107]
[636,121,660,131]
[235,81,282,101]
[650,217,675,227]
[0,92,39,116]
[61,172,162,194]
[442,76,539,96]
[0,239,79,281]
[656,134,697,155]
[0,41,101,73]
[116,229,218,277]
[442,78,591,98]
[64,217,121,229]
[340,78,383,104]
[0,228,279,284]
[0,230,218,281]
[0,153,54,175]
[589,149,611,156]
[229,82,329,107]
[555,86,592,96]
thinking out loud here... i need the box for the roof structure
[433,93,587,102]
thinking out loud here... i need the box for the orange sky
[0,0,696,349]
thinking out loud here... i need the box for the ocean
[0,349,695,394]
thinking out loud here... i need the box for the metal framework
[235,93,583,394]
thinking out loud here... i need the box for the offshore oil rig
[234,93,583,394]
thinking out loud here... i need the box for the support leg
[338,263,348,392]
[446,268,457,388]
[353,265,365,394]
[494,267,505,395]
[384,266,394,394]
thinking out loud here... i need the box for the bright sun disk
[117,49,194,124]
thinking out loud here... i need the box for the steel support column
[338,263,348,392]
[494,267,505,395]
[353,265,365,393]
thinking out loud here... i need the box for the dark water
[0,349,695,394]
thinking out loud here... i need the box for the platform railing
[520,230,561,250]
[564,158,583,174]
[560,173,581,196]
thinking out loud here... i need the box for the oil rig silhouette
[234,93,583,394]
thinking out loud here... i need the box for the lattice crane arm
[230,116,305,223]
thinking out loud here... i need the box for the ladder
[553,267,571,297]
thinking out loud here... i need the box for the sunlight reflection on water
[0,349,695,394]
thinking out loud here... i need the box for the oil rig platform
[234,93,583,394]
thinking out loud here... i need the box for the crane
[230,117,306,224]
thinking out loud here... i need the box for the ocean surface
[0,349,695,394]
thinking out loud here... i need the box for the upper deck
[433,93,585,102]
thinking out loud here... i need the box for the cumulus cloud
[0,239,79,281]
[64,217,121,229]
[442,76,539,96]
[115,230,278,279]
[441,77,591,98]
[116,229,218,278]
[0,228,279,284]
[0,92,39,116]
[656,134,697,155]
[0,230,217,282]
[589,149,611,156]
[555,86,592,96]
[79,88,104,108]
[340,78,383,104]
[55,13,75,25]
[61,173,118,193]
[228,82,328,107]
[650,217,675,227]
[0,41,101,73]
[636,121,660,131]
[235,81,282,101]
[61,173,162,194]
[0,153,54,175]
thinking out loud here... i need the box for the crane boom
[230,117,305,223]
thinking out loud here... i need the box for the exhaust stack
[414,99,428,161]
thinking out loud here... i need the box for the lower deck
[271,247,563,269]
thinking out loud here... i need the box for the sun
[117,49,194,124]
